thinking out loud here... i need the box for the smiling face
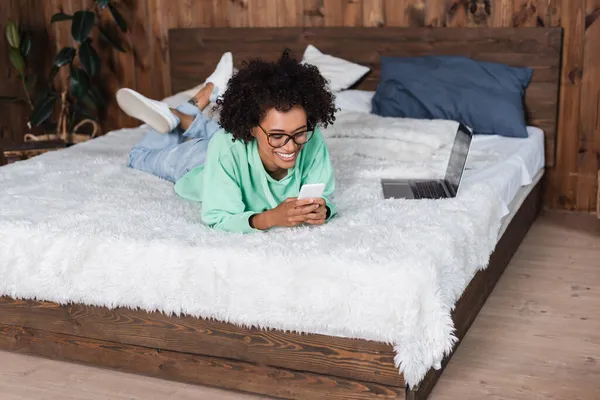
[252,105,310,178]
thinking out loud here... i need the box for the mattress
[0,114,541,388]
[464,126,545,218]
[333,89,545,218]
[324,111,545,221]
[498,168,543,239]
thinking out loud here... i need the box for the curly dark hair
[215,49,336,143]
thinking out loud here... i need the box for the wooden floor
[0,211,598,400]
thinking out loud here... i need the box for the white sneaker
[116,88,180,134]
[182,52,234,101]
[205,52,233,95]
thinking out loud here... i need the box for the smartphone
[298,183,325,200]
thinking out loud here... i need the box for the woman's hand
[303,198,327,225]
[250,198,321,230]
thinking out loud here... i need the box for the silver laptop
[381,122,473,200]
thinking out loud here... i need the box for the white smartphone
[298,183,325,200]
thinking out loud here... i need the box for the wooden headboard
[168,27,562,167]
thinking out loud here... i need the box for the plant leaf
[79,39,100,76]
[38,87,61,102]
[82,96,97,112]
[19,32,31,57]
[108,4,127,32]
[98,25,125,52]
[49,65,59,82]
[72,99,98,120]
[5,20,20,48]
[9,48,25,74]
[69,67,90,98]
[53,47,76,67]
[30,94,57,126]
[87,85,106,108]
[96,0,110,9]
[25,74,38,91]
[51,12,73,23]
[71,10,95,43]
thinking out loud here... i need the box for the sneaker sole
[116,89,173,134]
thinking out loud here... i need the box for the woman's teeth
[276,152,295,160]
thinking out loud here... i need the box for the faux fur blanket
[0,115,507,388]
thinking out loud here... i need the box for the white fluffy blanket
[0,113,506,388]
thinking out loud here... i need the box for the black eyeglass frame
[257,123,315,148]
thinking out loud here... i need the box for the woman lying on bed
[116,50,337,234]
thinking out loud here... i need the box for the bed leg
[403,366,442,400]
[405,384,425,400]
[405,385,417,400]
[405,384,430,400]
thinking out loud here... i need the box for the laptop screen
[444,123,473,196]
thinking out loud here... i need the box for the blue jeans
[128,102,221,182]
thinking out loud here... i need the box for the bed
[0,27,561,400]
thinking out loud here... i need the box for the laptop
[381,122,473,200]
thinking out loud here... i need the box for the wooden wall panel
[2,0,598,212]
[492,0,514,27]
[446,0,470,27]
[512,0,559,27]
[363,0,384,26]
[228,0,251,27]
[513,0,539,27]
[323,0,348,26]
[545,0,586,209]
[147,0,180,108]
[425,0,446,27]
[211,0,230,26]
[303,0,326,26]
[576,0,600,210]
[131,0,156,103]
[100,1,137,130]
[277,0,303,26]
[248,0,280,27]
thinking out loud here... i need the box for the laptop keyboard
[411,181,448,199]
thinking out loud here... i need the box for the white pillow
[301,45,370,92]
[334,90,375,114]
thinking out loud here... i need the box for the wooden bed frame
[0,27,561,400]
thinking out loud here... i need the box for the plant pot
[2,139,67,164]
[24,118,100,146]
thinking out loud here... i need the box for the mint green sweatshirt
[174,127,337,234]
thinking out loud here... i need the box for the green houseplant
[27,0,129,143]
[4,21,35,110]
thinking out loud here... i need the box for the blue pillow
[371,56,533,138]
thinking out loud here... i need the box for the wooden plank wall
[2,0,599,212]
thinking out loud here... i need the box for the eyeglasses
[257,123,315,148]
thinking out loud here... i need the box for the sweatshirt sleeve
[302,129,337,220]
[200,152,259,234]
